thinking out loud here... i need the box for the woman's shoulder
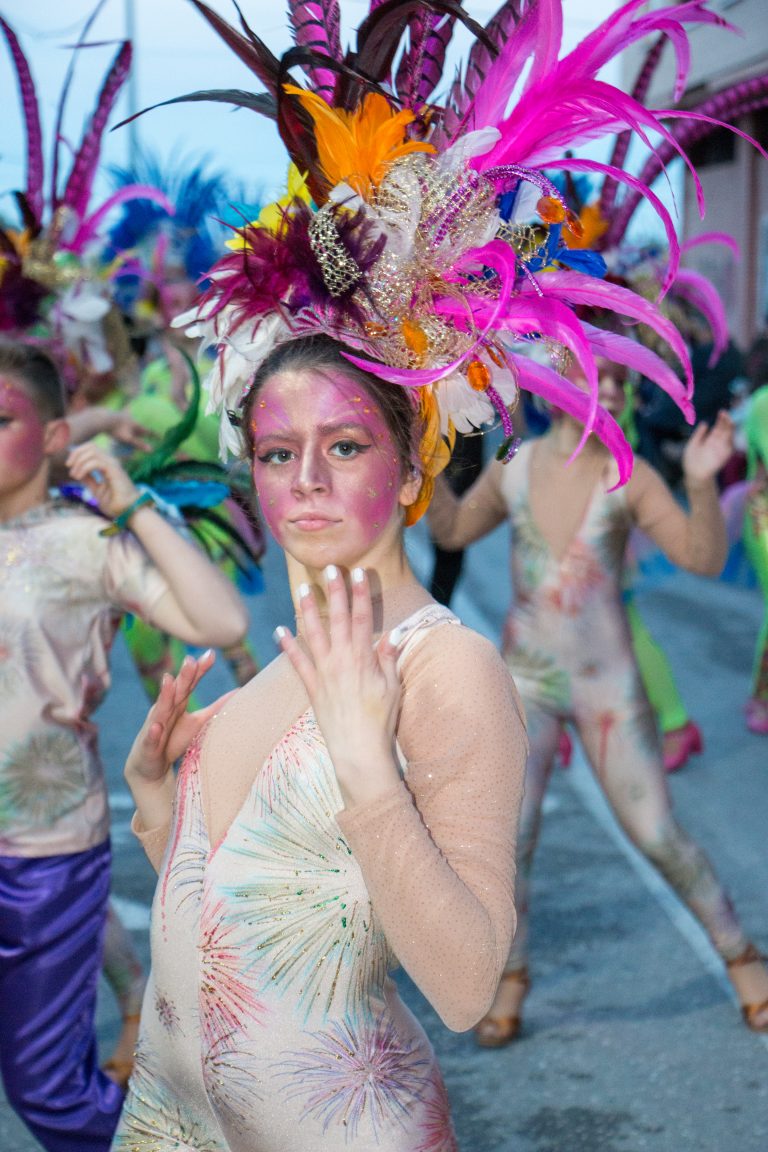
[400,614,513,695]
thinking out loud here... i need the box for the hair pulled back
[0,341,66,420]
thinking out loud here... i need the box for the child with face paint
[0,340,250,1152]
[429,357,768,1045]
[114,336,527,1152]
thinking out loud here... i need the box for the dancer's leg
[474,705,560,1045]
[578,703,768,1024]
[578,703,747,960]
[102,901,145,1088]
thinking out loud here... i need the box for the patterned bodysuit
[498,443,747,971]
[113,604,526,1151]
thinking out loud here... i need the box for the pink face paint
[250,368,404,569]
[0,376,47,481]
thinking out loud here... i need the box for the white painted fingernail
[388,626,402,645]
[351,567,365,584]
[324,564,338,581]
[298,582,312,599]
[273,626,288,643]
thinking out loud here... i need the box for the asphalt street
[1,514,766,1152]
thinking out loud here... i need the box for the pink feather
[581,322,694,418]
[457,0,563,135]
[671,269,729,366]
[0,16,44,226]
[288,1,342,103]
[522,270,694,398]
[61,40,132,221]
[681,231,740,261]
[67,185,175,253]
[509,351,634,487]
[548,156,682,295]
[436,291,601,447]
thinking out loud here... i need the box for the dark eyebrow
[253,422,374,448]
[317,422,375,437]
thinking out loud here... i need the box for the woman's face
[567,355,627,418]
[0,374,47,496]
[249,367,416,572]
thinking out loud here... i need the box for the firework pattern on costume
[112,1048,227,1151]
[198,894,269,1051]
[274,1015,431,1142]
[0,729,89,831]
[201,1033,267,1134]
[415,1074,459,1152]
[160,729,208,927]
[153,987,182,1036]
[217,711,391,1024]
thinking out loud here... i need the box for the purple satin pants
[0,840,124,1151]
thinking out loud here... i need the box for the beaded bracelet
[99,490,155,537]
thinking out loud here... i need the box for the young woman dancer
[429,359,768,1046]
[113,336,528,1150]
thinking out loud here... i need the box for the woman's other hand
[125,650,227,787]
[274,566,402,808]
[683,410,735,487]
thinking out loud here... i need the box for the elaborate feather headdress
[126,0,757,519]
[0,11,170,377]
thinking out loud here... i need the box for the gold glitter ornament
[308,203,363,297]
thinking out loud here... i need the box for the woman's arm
[628,412,733,576]
[275,571,527,1030]
[66,405,153,450]
[66,442,249,647]
[427,459,508,550]
[336,625,527,1031]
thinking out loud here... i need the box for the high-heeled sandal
[662,721,703,773]
[474,968,530,1048]
[726,944,768,1033]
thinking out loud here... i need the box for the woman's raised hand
[275,566,403,807]
[683,410,735,486]
[125,650,231,786]
[66,441,141,519]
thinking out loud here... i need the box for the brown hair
[0,341,66,420]
[240,335,423,479]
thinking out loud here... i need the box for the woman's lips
[289,515,339,531]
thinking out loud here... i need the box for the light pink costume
[114,596,526,1152]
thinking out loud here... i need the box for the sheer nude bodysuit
[429,439,748,978]
[113,588,526,1152]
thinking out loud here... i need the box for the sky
[0,0,671,236]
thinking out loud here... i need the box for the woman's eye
[330,440,368,458]
[256,448,294,464]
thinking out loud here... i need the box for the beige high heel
[726,944,768,1033]
[474,968,530,1048]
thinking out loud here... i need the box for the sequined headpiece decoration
[130,0,749,520]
